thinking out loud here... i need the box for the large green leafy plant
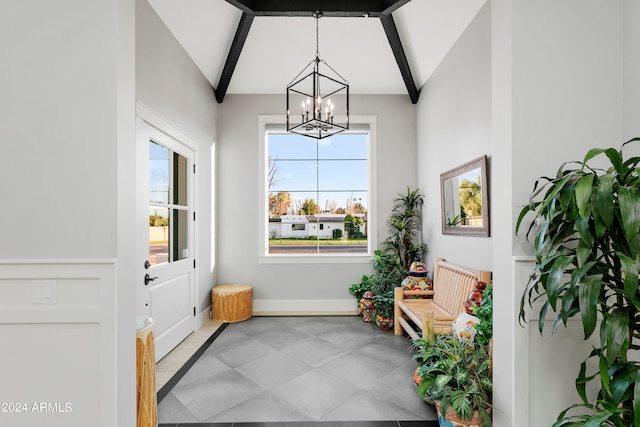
[516,138,640,426]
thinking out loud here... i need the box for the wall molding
[0,259,117,427]
[252,299,358,316]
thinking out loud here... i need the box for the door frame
[135,102,199,358]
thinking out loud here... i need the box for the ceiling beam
[224,0,253,15]
[221,0,419,103]
[215,12,254,104]
[225,0,410,17]
[379,13,419,104]
[381,0,413,15]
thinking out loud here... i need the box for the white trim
[196,306,212,330]
[0,259,117,265]
[136,101,199,151]
[136,102,201,360]
[252,298,358,315]
[258,255,371,264]
[513,257,534,427]
[257,115,378,263]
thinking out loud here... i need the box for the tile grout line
[157,323,229,404]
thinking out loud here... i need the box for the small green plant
[469,282,493,349]
[348,275,372,301]
[447,214,462,227]
[372,290,394,318]
[416,335,492,426]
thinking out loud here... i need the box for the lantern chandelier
[286,12,349,140]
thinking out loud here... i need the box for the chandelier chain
[315,13,320,58]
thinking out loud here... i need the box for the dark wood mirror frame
[440,155,490,237]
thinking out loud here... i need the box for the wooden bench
[394,257,491,340]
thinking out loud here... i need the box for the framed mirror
[440,155,489,237]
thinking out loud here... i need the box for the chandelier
[286,12,349,140]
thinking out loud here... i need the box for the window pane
[173,152,188,206]
[318,160,367,191]
[173,209,188,261]
[149,207,169,266]
[268,133,318,159]
[269,160,318,192]
[318,191,368,214]
[317,134,367,159]
[150,141,169,204]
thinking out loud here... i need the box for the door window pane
[173,152,188,206]
[173,209,188,261]
[150,141,170,204]
[149,207,169,266]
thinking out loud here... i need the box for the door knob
[144,274,158,286]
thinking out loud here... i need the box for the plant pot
[359,291,375,323]
[435,401,488,427]
[374,314,393,329]
[413,367,435,405]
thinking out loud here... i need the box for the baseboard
[252,299,358,316]
[196,306,212,329]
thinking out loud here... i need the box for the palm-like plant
[384,186,426,270]
[517,138,640,426]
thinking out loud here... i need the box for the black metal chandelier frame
[286,12,349,140]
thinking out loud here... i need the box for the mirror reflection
[440,156,489,236]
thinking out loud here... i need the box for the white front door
[136,118,196,361]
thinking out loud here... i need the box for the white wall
[491,1,640,426]
[0,1,135,425]
[416,2,493,274]
[623,0,640,141]
[217,94,416,311]
[417,1,640,426]
[136,0,218,317]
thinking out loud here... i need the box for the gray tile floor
[158,316,437,424]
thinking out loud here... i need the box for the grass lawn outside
[268,238,367,245]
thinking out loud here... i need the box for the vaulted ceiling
[147,0,486,104]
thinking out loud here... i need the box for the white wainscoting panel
[0,260,116,427]
[514,257,600,427]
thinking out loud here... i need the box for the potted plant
[468,282,493,350]
[384,186,427,270]
[415,334,492,426]
[516,138,640,425]
[349,275,372,315]
[412,335,447,404]
[372,290,394,329]
[349,187,426,324]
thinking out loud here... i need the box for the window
[264,126,371,257]
[149,140,190,266]
[259,115,376,262]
